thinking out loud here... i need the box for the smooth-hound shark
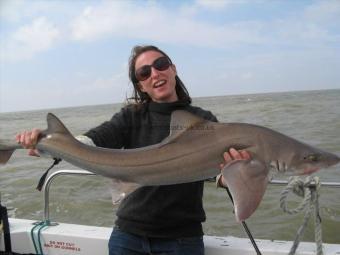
[0,111,339,222]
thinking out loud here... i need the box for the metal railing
[42,169,340,223]
[270,179,340,188]
[43,169,95,222]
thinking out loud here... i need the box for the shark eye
[304,154,319,162]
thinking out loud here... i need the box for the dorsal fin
[44,113,72,136]
[167,110,207,140]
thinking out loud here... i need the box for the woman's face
[135,50,178,103]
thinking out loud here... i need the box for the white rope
[280,176,323,255]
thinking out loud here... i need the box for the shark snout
[323,153,340,168]
[287,151,340,176]
[332,154,340,165]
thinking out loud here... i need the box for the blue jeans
[108,228,204,255]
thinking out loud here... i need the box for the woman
[16,45,250,255]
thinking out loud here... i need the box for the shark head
[278,143,340,176]
[291,149,340,175]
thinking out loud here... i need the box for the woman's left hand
[218,148,251,187]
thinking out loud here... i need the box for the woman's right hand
[15,128,42,157]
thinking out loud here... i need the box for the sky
[0,0,340,113]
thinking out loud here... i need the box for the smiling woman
[13,44,253,255]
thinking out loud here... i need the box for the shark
[0,110,339,222]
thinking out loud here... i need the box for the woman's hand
[218,148,251,187]
[15,128,42,157]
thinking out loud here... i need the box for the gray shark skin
[0,111,339,222]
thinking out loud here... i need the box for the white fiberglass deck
[1,218,340,255]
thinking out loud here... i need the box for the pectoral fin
[110,179,141,205]
[221,159,269,222]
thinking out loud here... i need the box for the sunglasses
[135,56,171,81]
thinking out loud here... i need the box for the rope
[36,158,62,191]
[280,176,323,255]
[30,220,50,255]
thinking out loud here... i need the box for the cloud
[70,2,166,42]
[0,0,73,24]
[13,17,60,50]
[1,17,61,61]
[2,1,339,63]
[70,1,266,47]
[69,1,340,49]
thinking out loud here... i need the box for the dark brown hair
[128,45,191,105]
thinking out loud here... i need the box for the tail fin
[0,150,15,164]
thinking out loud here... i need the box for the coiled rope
[280,176,323,255]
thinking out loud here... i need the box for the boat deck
[1,218,340,255]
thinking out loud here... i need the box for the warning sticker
[44,240,81,252]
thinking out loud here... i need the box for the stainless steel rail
[270,179,340,188]
[43,169,95,222]
[42,169,340,223]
